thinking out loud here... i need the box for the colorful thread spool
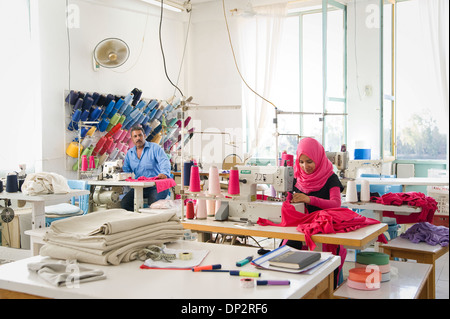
[66,141,82,158]
[228,167,240,195]
[208,166,221,195]
[206,199,216,217]
[6,174,19,193]
[281,153,294,167]
[98,153,109,166]
[183,161,193,187]
[186,201,195,219]
[196,198,207,219]
[189,165,201,192]
[81,155,88,172]
[89,155,95,169]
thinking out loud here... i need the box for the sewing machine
[102,160,133,181]
[325,151,384,180]
[346,159,384,179]
[326,151,349,178]
[227,165,304,223]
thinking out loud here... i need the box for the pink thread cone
[189,165,201,192]
[89,155,95,169]
[81,155,88,171]
[208,165,221,195]
[228,167,240,195]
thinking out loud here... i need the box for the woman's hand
[291,193,311,204]
[156,173,167,179]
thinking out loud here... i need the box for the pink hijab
[294,137,334,193]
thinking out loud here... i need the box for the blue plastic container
[354,148,371,160]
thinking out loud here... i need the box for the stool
[380,237,449,299]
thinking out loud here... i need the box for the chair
[45,179,90,226]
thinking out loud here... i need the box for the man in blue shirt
[121,125,171,211]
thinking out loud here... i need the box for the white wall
[4,0,386,180]
[35,0,188,178]
[346,0,382,160]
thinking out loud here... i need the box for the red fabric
[294,137,334,193]
[257,198,387,250]
[125,176,176,193]
[371,192,438,224]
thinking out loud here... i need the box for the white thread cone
[360,180,370,202]
[196,197,207,219]
[208,166,221,195]
[346,180,358,203]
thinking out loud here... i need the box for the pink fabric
[125,176,176,193]
[309,187,342,210]
[294,137,334,193]
[257,198,387,250]
[371,192,438,224]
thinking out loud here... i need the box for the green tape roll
[356,252,389,265]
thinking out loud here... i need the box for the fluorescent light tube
[141,0,183,12]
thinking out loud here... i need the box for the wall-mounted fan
[1,207,14,224]
[93,38,130,70]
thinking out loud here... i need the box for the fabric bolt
[293,137,334,193]
[40,209,184,265]
[400,222,449,247]
[371,192,438,224]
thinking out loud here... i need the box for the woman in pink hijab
[291,137,344,213]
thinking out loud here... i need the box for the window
[0,0,40,175]
[393,0,449,161]
[246,2,347,162]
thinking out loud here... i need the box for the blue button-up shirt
[122,141,171,178]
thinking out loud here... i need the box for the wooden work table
[182,218,388,250]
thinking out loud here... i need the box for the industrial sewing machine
[102,160,133,181]
[226,165,305,223]
[91,160,133,211]
[325,151,384,179]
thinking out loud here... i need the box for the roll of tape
[356,252,389,266]
[347,278,380,291]
[355,262,390,274]
[179,252,192,260]
[240,278,254,288]
[348,267,381,284]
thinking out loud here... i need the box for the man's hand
[156,173,167,179]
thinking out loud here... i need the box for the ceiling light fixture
[141,0,184,12]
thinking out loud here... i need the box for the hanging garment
[371,192,438,224]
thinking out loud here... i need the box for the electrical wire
[172,2,192,98]
[159,0,184,97]
[65,0,71,91]
[221,0,278,110]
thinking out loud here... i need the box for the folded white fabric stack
[40,209,185,266]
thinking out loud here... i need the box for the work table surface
[0,241,340,299]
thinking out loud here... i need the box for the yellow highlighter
[229,271,261,277]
